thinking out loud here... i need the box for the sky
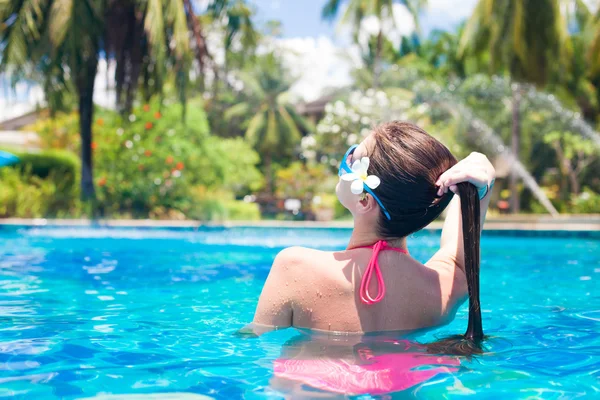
[247,0,480,101]
[0,0,481,119]
[251,0,478,39]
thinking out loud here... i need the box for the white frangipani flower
[341,156,381,195]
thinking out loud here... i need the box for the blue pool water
[0,225,599,399]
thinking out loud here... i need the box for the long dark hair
[425,182,484,356]
[368,122,484,356]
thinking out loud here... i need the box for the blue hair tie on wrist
[478,178,495,200]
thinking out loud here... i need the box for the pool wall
[1,216,599,239]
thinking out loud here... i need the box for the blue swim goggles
[338,144,392,220]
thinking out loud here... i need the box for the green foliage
[225,52,312,193]
[226,53,306,156]
[309,88,466,170]
[544,131,597,161]
[460,0,570,85]
[13,97,264,220]
[0,0,192,113]
[88,98,262,217]
[24,111,80,152]
[321,0,424,34]
[0,168,80,218]
[206,0,259,70]
[9,149,80,193]
[184,187,260,221]
[571,188,600,213]
[208,137,264,192]
[275,162,333,200]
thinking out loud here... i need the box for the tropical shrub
[17,97,263,219]
[0,168,81,218]
[307,89,466,171]
[24,111,80,152]
[570,188,600,213]
[184,186,261,221]
[9,149,80,195]
[91,98,263,217]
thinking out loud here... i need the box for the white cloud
[424,0,478,23]
[273,3,418,102]
[273,36,354,102]
[357,4,416,49]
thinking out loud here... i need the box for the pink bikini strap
[357,240,409,305]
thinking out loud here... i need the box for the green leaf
[265,109,277,149]
[144,0,166,60]
[245,110,266,146]
[278,105,301,145]
[48,0,73,46]
[224,102,251,120]
[166,0,189,57]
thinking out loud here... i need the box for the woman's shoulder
[271,247,350,284]
[273,246,333,268]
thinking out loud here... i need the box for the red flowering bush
[92,98,263,217]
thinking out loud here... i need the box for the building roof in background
[0,110,40,130]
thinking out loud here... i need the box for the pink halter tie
[358,240,409,305]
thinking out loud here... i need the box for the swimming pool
[0,225,598,399]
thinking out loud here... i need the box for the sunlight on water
[0,226,599,398]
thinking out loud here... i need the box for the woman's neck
[347,224,408,252]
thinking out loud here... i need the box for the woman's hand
[436,152,496,197]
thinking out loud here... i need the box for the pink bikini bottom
[274,340,460,395]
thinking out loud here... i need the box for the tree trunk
[568,170,580,195]
[183,0,210,75]
[123,13,145,114]
[510,84,521,214]
[264,152,273,195]
[77,56,99,203]
[373,29,383,90]
[551,142,572,201]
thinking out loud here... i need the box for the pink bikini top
[356,240,409,305]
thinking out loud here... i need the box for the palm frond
[224,101,250,120]
[1,0,47,68]
[165,0,189,57]
[237,69,266,99]
[511,0,526,65]
[48,0,73,46]
[458,0,489,57]
[278,105,302,144]
[265,109,277,148]
[573,0,592,28]
[245,109,266,146]
[284,105,315,134]
[321,0,341,21]
[589,18,600,75]
[144,0,166,60]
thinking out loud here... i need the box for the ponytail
[425,182,484,357]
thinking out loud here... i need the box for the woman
[251,121,495,353]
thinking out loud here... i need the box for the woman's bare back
[253,245,469,333]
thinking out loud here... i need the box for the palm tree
[183,0,212,79]
[182,0,258,91]
[224,53,311,194]
[322,0,426,89]
[106,1,190,113]
[571,0,600,77]
[349,33,400,89]
[459,0,571,213]
[562,0,600,122]
[394,29,473,80]
[207,0,258,74]
[0,0,190,203]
